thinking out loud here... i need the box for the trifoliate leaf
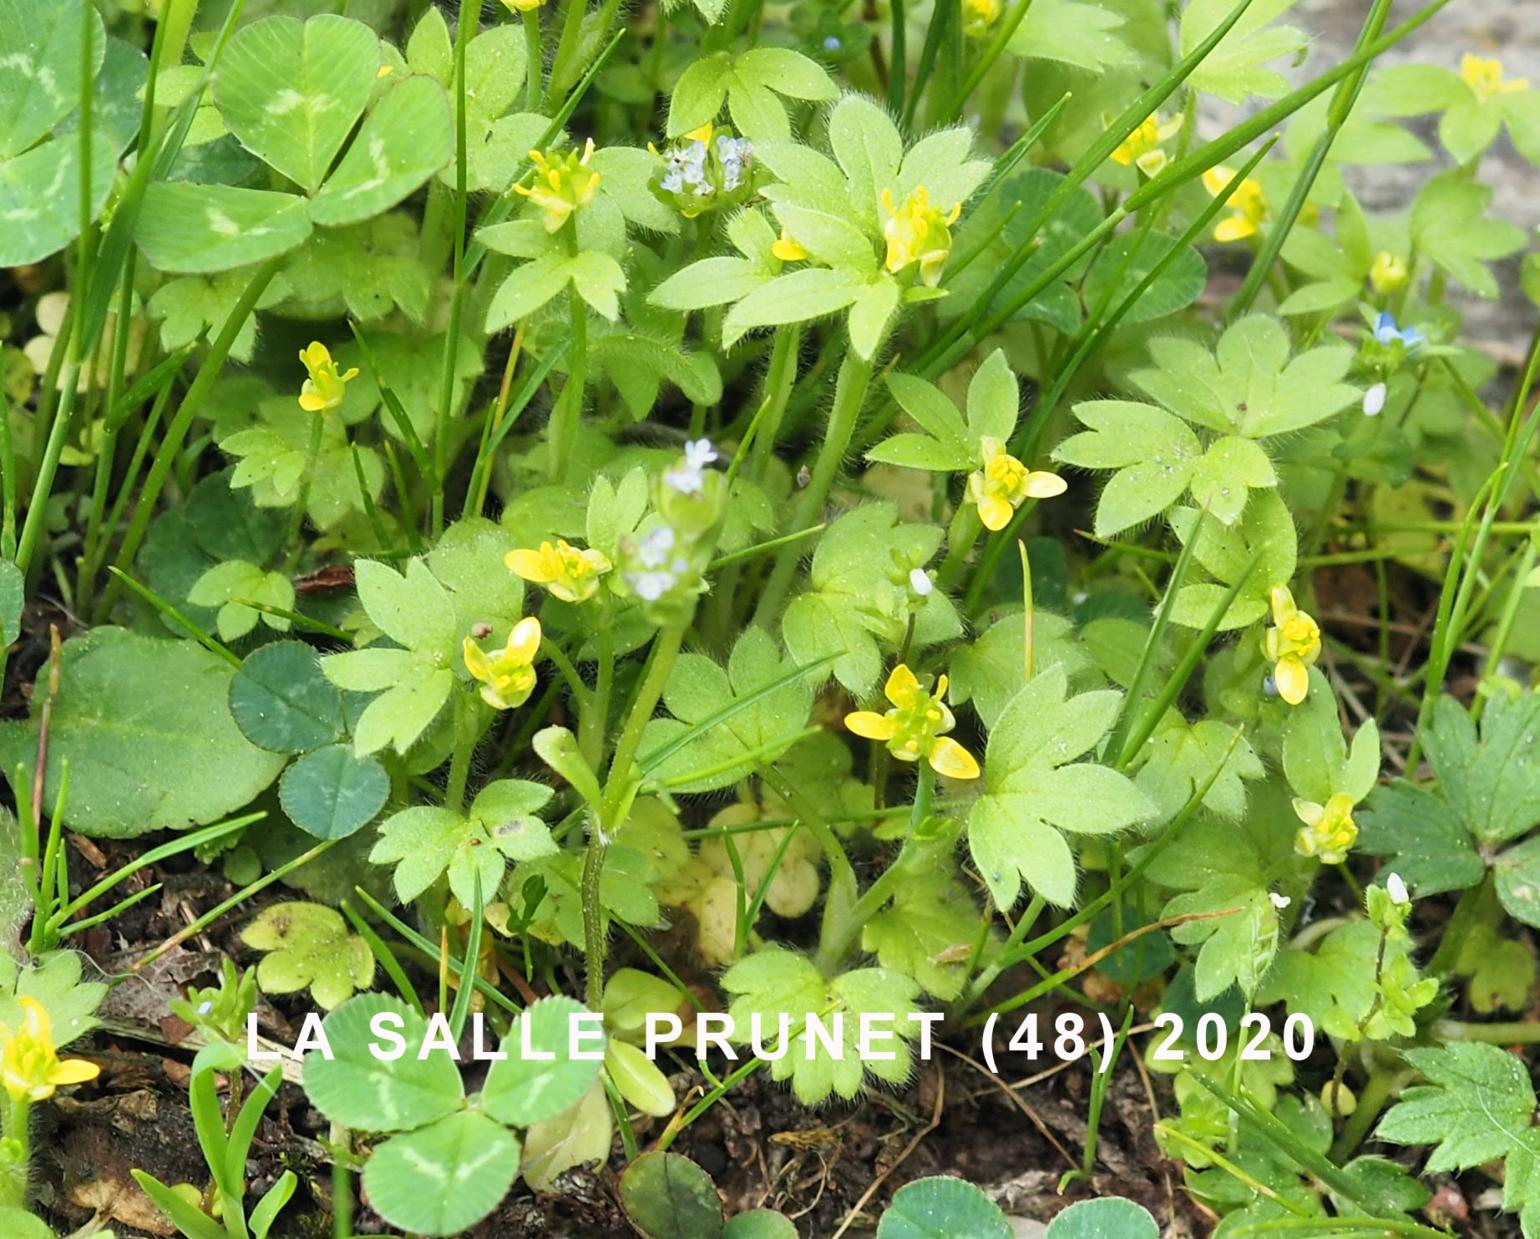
[212,14,380,193]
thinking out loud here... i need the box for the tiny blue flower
[1374,311,1425,349]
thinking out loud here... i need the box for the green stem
[523,9,543,112]
[283,410,326,569]
[548,294,588,480]
[954,894,1045,1015]
[98,256,284,622]
[817,763,936,971]
[444,692,478,814]
[431,0,479,536]
[0,1095,28,1208]
[584,625,686,1007]
[754,352,874,626]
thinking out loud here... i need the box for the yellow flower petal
[506,547,554,583]
[1292,797,1324,828]
[507,615,543,664]
[47,1058,99,1087]
[845,710,897,741]
[976,493,1013,531]
[1213,215,1257,243]
[1275,656,1309,705]
[463,637,493,680]
[1023,471,1067,499]
[884,663,922,708]
[928,736,980,780]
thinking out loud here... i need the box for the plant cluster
[2,0,1540,1235]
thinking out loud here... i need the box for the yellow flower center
[1292,794,1358,865]
[506,540,612,605]
[0,997,99,1103]
[463,616,542,711]
[297,342,359,414]
[843,664,980,780]
[880,186,961,287]
[517,139,602,232]
[962,0,1002,38]
[1110,113,1182,176]
[1461,54,1528,103]
[1201,165,1268,243]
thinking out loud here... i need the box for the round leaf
[279,743,389,840]
[876,1176,1011,1239]
[0,628,286,837]
[723,1211,798,1239]
[363,1111,519,1237]
[1044,1198,1159,1239]
[230,640,346,753]
[303,993,464,1132]
[620,1152,724,1239]
[481,995,603,1127]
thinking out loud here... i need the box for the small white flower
[1363,381,1387,417]
[664,466,704,495]
[1268,891,1291,910]
[684,438,718,470]
[630,570,676,601]
[197,1000,215,1016]
[1386,872,1410,905]
[909,567,933,597]
[637,525,676,568]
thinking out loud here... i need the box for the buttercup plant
[4,0,1540,1234]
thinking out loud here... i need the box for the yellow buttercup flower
[1292,793,1358,865]
[500,0,546,11]
[880,187,961,287]
[1110,112,1184,178]
[1,997,99,1103]
[1461,54,1528,104]
[962,0,1002,39]
[1263,584,1320,706]
[463,616,542,711]
[517,139,601,233]
[1369,251,1409,296]
[506,540,612,604]
[844,664,980,780]
[1201,165,1268,243]
[297,342,359,414]
[771,228,809,263]
[965,436,1066,532]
